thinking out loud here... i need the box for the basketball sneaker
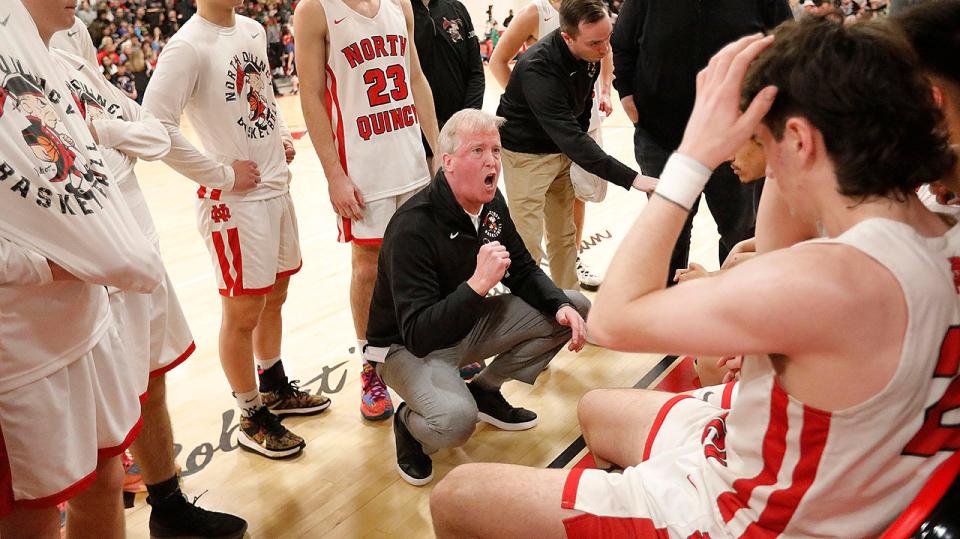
[576,257,601,291]
[237,406,305,459]
[261,378,331,416]
[148,491,248,539]
[361,361,394,421]
[393,402,433,486]
[468,382,538,431]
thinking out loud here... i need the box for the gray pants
[377,291,590,453]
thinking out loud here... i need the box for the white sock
[357,339,368,363]
[234,389,263,418]
[255,355,282,372]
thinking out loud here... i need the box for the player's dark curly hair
[892,0,960,86]
[741,17,956,201]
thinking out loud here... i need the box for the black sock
[258,361,287,393]
[146,474,181,504]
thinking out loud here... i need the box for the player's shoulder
[235,14,262,30]
[294,0,329,31]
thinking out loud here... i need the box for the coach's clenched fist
[467,241,511,295]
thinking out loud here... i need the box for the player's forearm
[159,123,236,190]
[300,91,347,181]
[489,50,513,89]
[600,51,613,91]
[92,116,171,161]
[412,75,439,154]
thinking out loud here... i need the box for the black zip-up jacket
[496,30,636,190]
[413,0,485,135]
[611,0,792,150]
[366,172,569,358]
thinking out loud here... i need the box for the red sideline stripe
[572,453,599,471]
[655,356,701,393]
[642,395,694,462]
[717,383,791,524]
[881,451,960,539]
[291,130,308,140]
[150,341,197,379]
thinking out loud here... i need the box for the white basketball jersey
[705,218,960,537]
[532,0,602,131]
[322,0,430,202]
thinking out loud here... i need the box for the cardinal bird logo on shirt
[0,72,105,201]
[441,17,464,42]
[482,210,502,239]
[225,53,278,139]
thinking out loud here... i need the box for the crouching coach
[364,109,591,486]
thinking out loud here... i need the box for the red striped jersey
[322,0,430,201]
[712,218,960,536]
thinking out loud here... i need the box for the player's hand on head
[231,160,261,192]
[677,33,777,170]
[556,306,587,352]
[283,139,296,164]
[467,241,510,295]
[327,172,365,221]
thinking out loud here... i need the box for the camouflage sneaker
[262,378,331,416]
[237,407,305,459]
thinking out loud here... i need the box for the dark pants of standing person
[633,125,757,286]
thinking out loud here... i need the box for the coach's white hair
[438,109,505,157]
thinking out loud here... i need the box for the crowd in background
[73,0,298,101]
[72,0,889,99]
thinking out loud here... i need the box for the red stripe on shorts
[642,394,694,462]
[211,230,235,294]
[721,381,736,409]
[563,513,672,539]
[561,467,585,509]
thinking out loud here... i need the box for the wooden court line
[546,354,680,469]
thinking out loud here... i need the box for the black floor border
[546,355,679,469]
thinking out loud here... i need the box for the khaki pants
[501,149,577,289]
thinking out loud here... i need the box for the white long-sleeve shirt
[49,17,98,66]
[53,48,171,243]
[143,14,293,201]
[0,6,159,393]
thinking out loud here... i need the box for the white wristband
[653,153,713,211]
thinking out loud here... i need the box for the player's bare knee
[222,296,266,332]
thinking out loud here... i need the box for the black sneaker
[147,491,248,539]
[393,403,433,486]
[467,382,538,431]
[237,406,305,459]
